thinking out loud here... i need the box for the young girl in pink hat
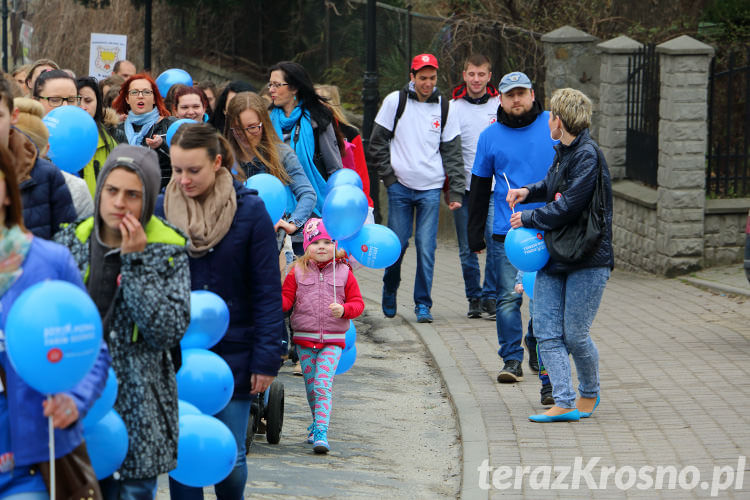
[281,218,364,453]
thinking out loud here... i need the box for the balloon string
[503,173,515,214]
[48,395,56,500]
[332,241,337,305]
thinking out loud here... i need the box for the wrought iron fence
[706,47,750,198]
[626,44,660,187]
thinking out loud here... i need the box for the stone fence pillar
[597,36,642,181]
[655,35,715,275]
[541,26,600,138]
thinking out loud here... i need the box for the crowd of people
[0,50,612,500]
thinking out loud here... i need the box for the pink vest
[291,260,349,345]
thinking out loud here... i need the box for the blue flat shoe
[579,394,600,418]
[529,409,580,423]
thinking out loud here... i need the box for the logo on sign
[47,348,63,363]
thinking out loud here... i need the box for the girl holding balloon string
[0,140,109,500]
[282,218,364,454]
[156,123,284,499]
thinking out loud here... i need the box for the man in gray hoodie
[55,144,191,498]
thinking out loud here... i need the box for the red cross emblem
[432,119,440,129]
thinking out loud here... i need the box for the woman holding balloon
[225,91,316,241]
[112,73,177,190]
[56,144,191,498]
[157,123,283,499]
[0,143,109,500]
[268,62,342,220]
[507,88,613,423]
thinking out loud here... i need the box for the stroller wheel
[265,380,284,444]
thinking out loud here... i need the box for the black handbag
[543,147,606,264]
[37,441,103,500]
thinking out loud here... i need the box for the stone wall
[704,201,750,266]
[611,181,658,273]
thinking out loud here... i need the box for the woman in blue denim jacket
[224,91,316,247]
[507,88,613,423]
[0,144,109,500]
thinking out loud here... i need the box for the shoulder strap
[440,95,449,132]
[391,88,408,135]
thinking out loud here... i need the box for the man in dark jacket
[467,71,556,384]
[369,53,464,324]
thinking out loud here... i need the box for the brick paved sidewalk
[355,242,750,499]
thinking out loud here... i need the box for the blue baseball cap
[498,71,532,94]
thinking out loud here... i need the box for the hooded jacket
[8,127,76,239]
[55,145,190,479]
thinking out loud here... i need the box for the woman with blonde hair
[225,91,316,245]
[507,88,613,423]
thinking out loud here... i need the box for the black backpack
[391,88,449,135]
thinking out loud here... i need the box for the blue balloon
[522,271,537,299]
[504,227,550,272]
[43,106,98,173]
[181,291,229,350]
[336,345,356,375]
[344,321,356,351]
[84,410,128,480]
[176,349,234,415]
[166,118,198,147]
[340,224,401,269]
[5,281,102,394]
[326,168,363,193]
[155,68,193,98]
[179,399,202,417]
[322,185,368,241]
[82,367,118,429]
[170,414,237,487]
[245,173,286,224]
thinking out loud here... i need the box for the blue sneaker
[382,289,397,318]
[306,423,315,444]
[313,428,330,454]
[415,304,433,323]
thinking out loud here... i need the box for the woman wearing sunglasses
[112,74,176,189]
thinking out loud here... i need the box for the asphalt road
[157,305,460,499]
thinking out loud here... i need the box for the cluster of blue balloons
[4,281,127,479]
[323,169,401,270]
[170,291,237,487]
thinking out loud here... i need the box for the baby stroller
[246,379,284,450]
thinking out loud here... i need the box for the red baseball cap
[411,53,438,71]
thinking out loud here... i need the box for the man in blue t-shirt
[467,71,556,385]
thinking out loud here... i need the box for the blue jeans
[533,267,610,408]
[100,476,157,500]
[383,182,441,308]
[169,399,252,500]
[453,193,497,300]
[491,240,524,361]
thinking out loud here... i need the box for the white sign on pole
[88,33,127,81]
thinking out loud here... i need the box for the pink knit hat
[302,218,332,251]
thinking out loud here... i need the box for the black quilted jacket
[521,128,614,274]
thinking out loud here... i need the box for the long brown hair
[111,73,170,117]
[224,91,290,184]
[0,144,27,230]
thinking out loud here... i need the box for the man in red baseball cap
[368,52,464,324]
